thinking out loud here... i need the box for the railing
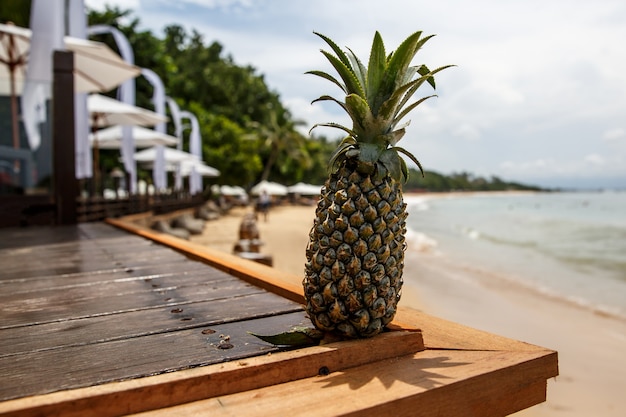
[0,193,206,227]
[77,193,205,223]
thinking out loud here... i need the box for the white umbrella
[88,95,169,191]
[88,125,178,149]
[0,23,140,95]
[133,146,199,163]
[250,180,288,196]
[287,182,323,196]
[220,185,247,196]
[88,94,168,127]
[177,160,220,178]
[140,158,219,177]
[0,22,141,150]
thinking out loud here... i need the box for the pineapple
[303,31,452,338]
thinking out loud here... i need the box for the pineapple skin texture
[303,159,408,338]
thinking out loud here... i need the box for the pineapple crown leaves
[307,30,453,182]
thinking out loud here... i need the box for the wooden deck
[0,221,558,417]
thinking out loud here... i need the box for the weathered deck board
[0,271,265,328]
[0,237,192,280]
[0,292,302,358]
[0,260,210,294]
[0,311,310,402]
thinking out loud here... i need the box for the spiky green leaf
[345,94,375,139]
[386,32,425,80]
[328,136,356,172]
[309,122,355,137]
[377,128,406,147]
[377,74,434,126]
[320,50,364,97]
[306,70,347,94]
[313,32,353,71]
[395,146,424,176]
[248,327,324,347]
[400,156,409,181]
[392,95,436,130]
[311,94,349,115]
[396,65,455,114]
[366,32,387,109]
[417,64,436,89]
[346,47,367,88]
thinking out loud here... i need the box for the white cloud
[585,154,605,166]
[603,128,626,141]
[85,0,140,11]
[452,123,482,141]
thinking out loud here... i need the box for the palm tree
[251,110,311,182]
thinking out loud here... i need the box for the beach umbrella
[176,159,220,178]
[139,155,219,176]
[134,146,199,163]
[87,125,178,190]
[0,23,140,95]
[0,22,141,150]
[87,94,168,128]
[250,180,288,196]
[87,94,169,191]
[287,182,323,196]
[220,185,247,196]
[88,125,178,149]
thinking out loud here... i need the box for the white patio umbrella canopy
[250,180,288,196]
[88,94,168,127]
[89,125,178,149]
[220,185,247,196]
[177,160,219,177]
[0,22,140,95]
[133,146,199,163]
[287,182,323,196]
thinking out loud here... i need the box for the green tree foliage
[87,6,321,188]
[405,169,543,192]
[0,0,31,26]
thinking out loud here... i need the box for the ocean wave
[405,227,439,253]
[404,195,431,211]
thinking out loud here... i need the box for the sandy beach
[190,196,626,416]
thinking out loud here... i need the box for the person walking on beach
[259,190,271,222]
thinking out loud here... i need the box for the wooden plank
[0,226,82,249]
[128,349,555,417]
[0,269,265,329]
[0,238,187,280]
[107,217,306,304]
[0,329,424,417]
[0,259,209,295]
[0,311,311,402]
[0,291,302,357]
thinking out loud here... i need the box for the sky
[85,0,626,190]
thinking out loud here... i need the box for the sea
[403,191,626,321]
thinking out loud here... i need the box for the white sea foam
[405,227,438,253]
[404,194,432,211]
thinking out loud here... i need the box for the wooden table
[0,220,558,417]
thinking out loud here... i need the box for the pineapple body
[303,159,407,338]
[304,30,450,338]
